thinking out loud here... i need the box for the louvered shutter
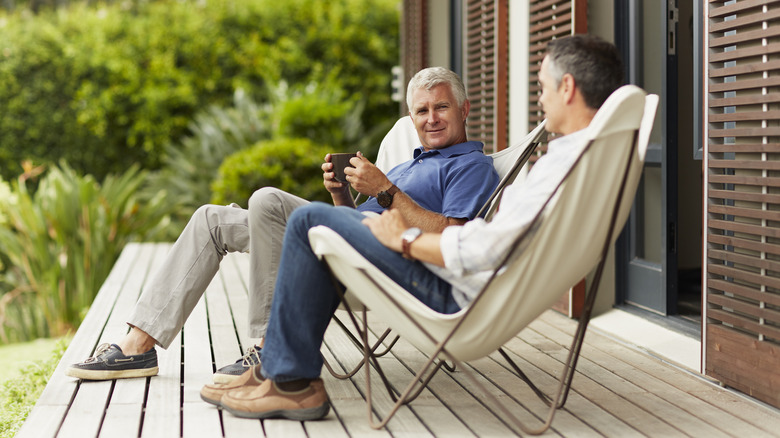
[705,0,780,409]
[528,0,587,162]
[465,0,509,153]
[401,0,428,115]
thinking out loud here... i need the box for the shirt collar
[412,140,485,159]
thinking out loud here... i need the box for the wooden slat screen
[528,0,587,162]
[465,0,508,153]
[401,0,428,115]
[705,0,780,409]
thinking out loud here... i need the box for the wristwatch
[401,227,423,259]
[377,185,400,208]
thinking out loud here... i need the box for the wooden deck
[16,242,780,437]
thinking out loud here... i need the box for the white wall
[427,0,451,68]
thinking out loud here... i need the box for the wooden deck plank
[535,312,780,437]
[182,296,223,437]
[56,243,161,438]
[206,263,244,374]
[99,403,143,438]
[523,325,721,437]
[141,333,182,438]
[371,333,541,437]
[56,380,113,438]
[323,315,436,438]
[320,339,389,438]
[359,317,601,437]
[205,260,267,437]
[525,317,740,438]
[557,313,780,436]
[19,243,780,437]
[468,354,640,438]
[17,243,144,438]
[222,252,259,354]
[498,335,674,437]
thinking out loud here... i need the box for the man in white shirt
[204,34,625,422]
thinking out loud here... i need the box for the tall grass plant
[0,163,173,342]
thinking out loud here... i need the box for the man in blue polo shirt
[66,67,499,383]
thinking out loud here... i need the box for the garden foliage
[211,137,333,207]
[0,338,67,438]
[0,0,399,179]
[0,163,173,342]
[150,78,395,232]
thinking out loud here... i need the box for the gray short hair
[545,34,624,109]
[406,67,467,110]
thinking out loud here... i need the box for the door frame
[614,0,679,315]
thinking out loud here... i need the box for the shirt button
[418,159,423,163]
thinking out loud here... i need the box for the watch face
[402,227,422,242]
[377,191,392,208]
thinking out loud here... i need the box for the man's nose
[426,111,439,125]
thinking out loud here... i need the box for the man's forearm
[390,192,465,232]
[330,189,356,208]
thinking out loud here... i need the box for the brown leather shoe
[221,378,330,420]
[200,365,264,406]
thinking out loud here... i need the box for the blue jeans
[260,202,459,381]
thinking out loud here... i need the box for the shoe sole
[200,392,222,407]
[223,403,330,421]
[65,366,159,380]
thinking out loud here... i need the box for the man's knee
[248,187,296,220]
[190,203,245,229]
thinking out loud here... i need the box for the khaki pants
[129,187,309,349]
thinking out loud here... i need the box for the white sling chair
[309,85,659,434]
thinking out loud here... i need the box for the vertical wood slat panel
[401,0,427,115]
[705,0,780,410]
[465,0,508,153]
[528,0,587,162]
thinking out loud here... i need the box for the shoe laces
[240,345,262,366]
[84,343,112,363]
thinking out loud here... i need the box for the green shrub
[0,0,399,180]
[0,162,173,342]
[146,77,395,233]
[144,89,270,235]
[0,338,67,438]
[211,138,333,208]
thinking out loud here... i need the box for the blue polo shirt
[357,141,498,219]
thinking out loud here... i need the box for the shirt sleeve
[438,138,580,275]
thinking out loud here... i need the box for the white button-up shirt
[425,129,590,308]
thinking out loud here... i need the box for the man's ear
[461,99,471,120]
[560,73,577,104]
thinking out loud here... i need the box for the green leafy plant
[211,138,333,208]
[0,338,67,438]
[0,162,172,342]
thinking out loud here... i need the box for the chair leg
[322,314,396,380]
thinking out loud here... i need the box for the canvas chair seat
[309,85,659,433]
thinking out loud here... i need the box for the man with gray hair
[66,67,499,383]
